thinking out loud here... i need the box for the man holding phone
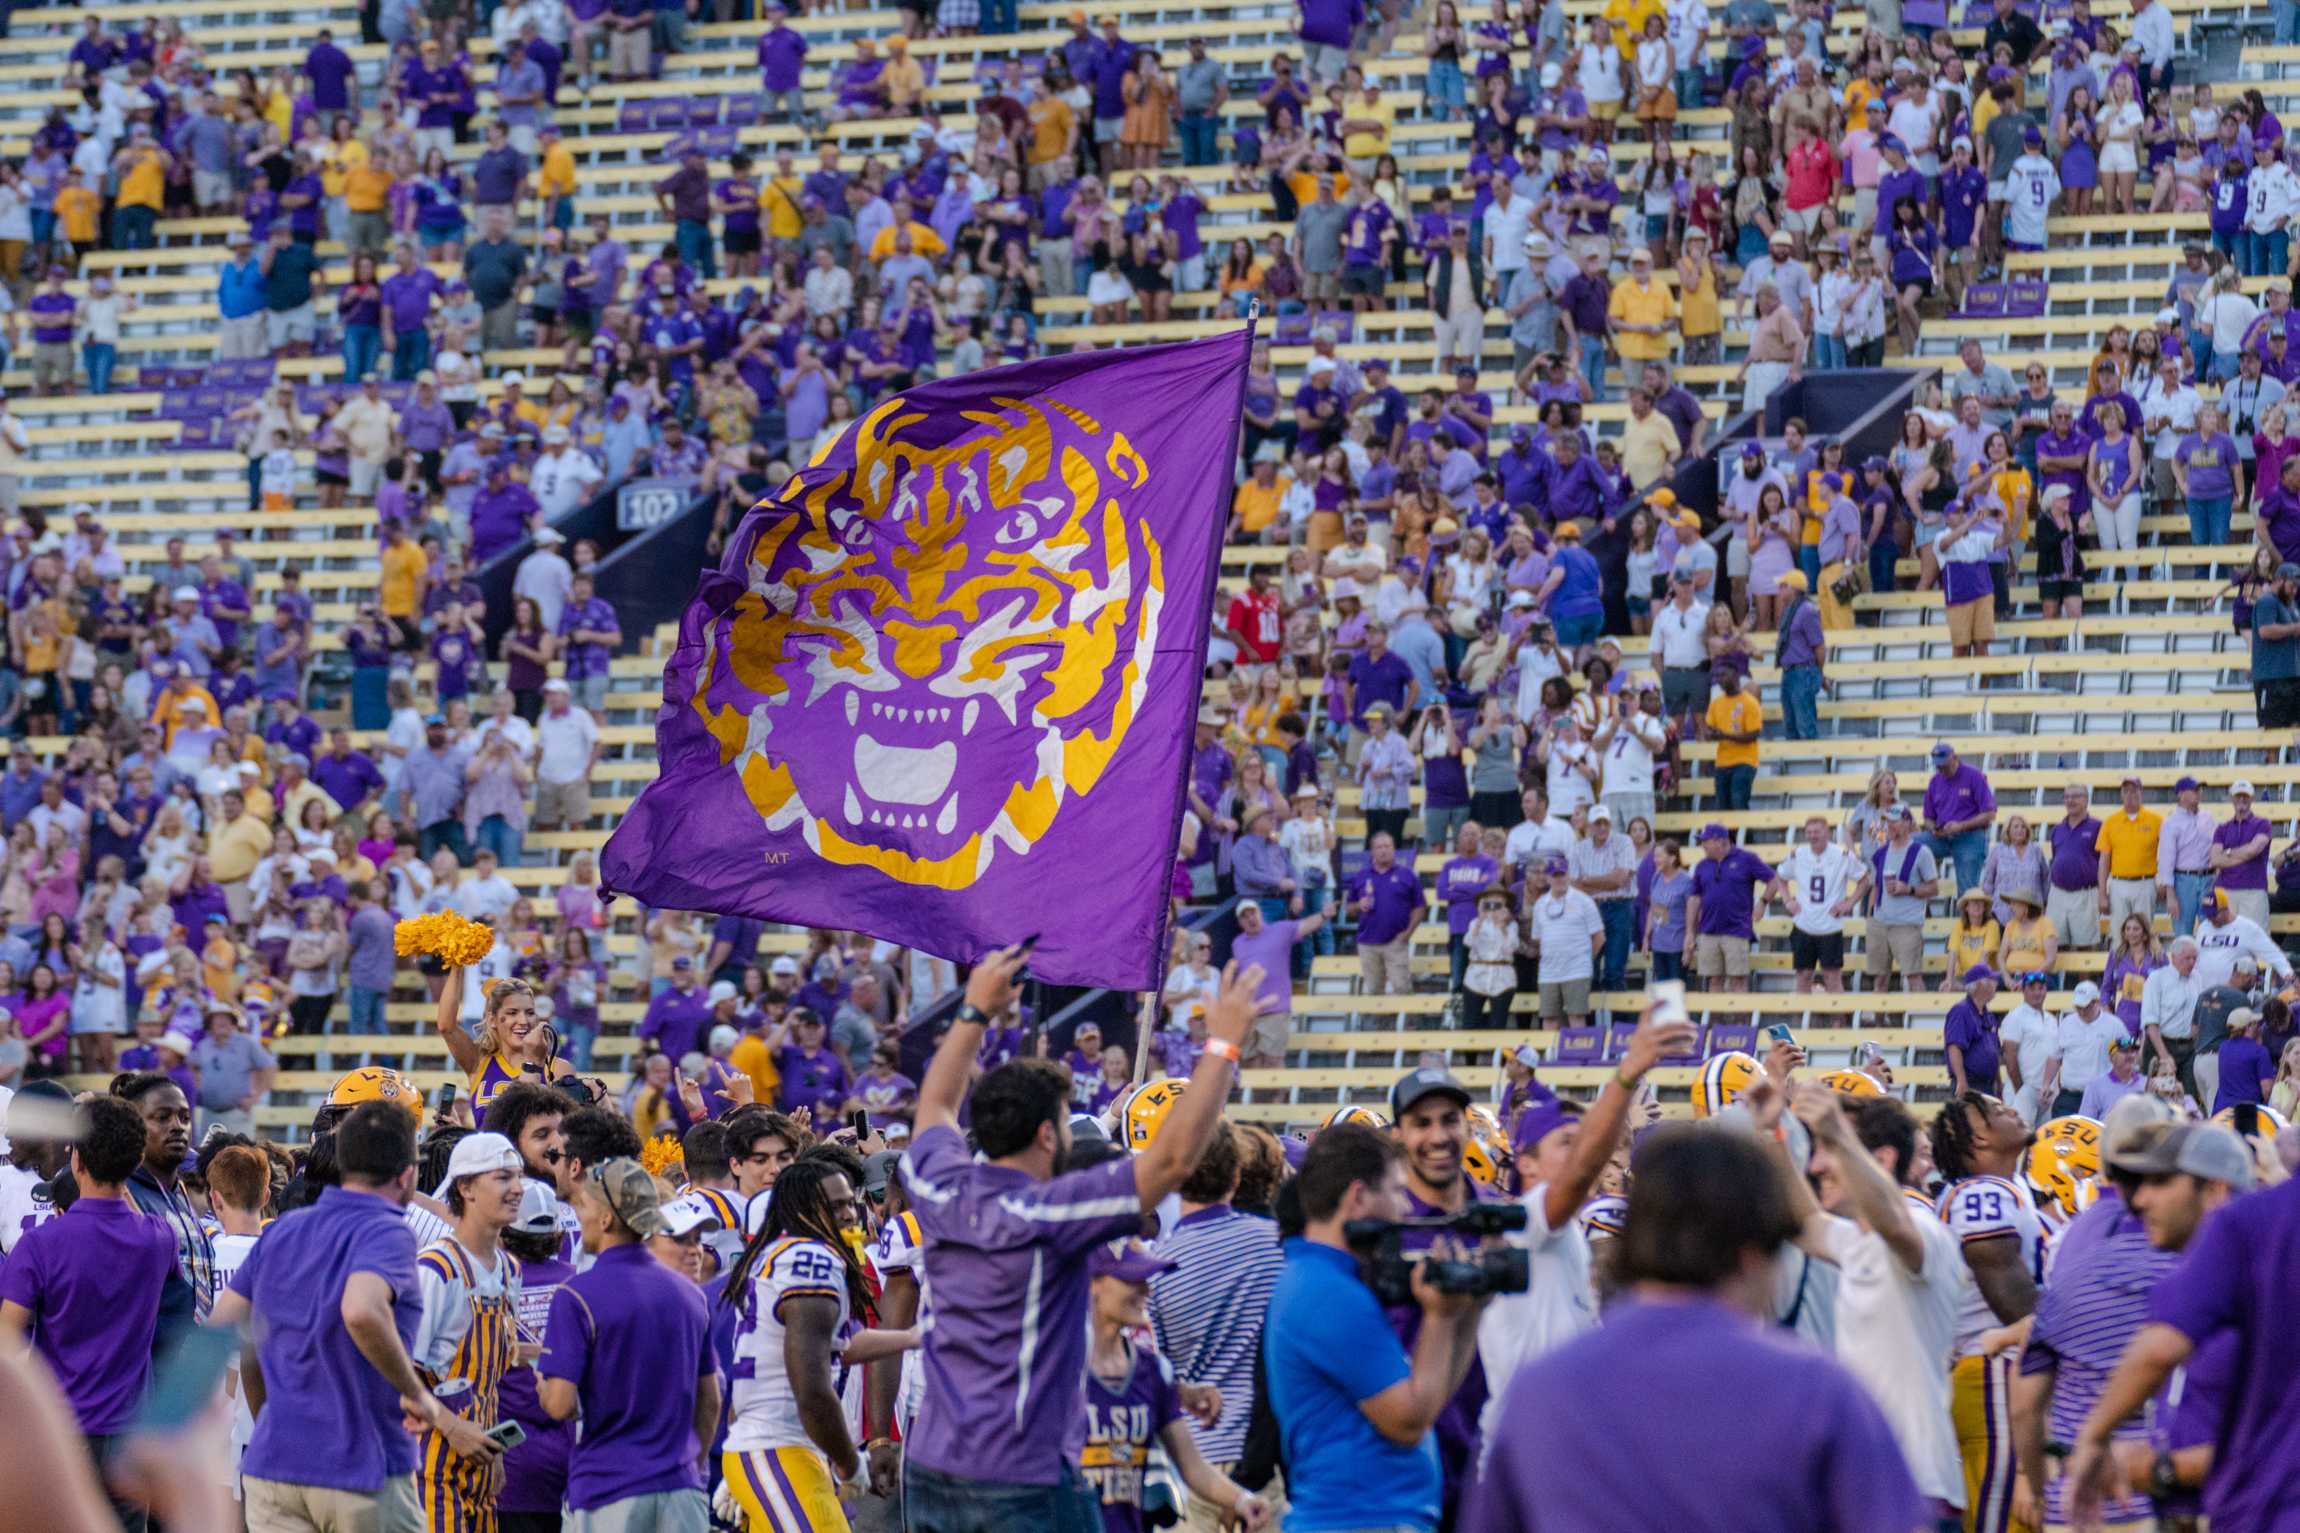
[411,1132,531,1533]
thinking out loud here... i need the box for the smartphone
[1651,980,1689,1027]
[485,1419,528,1452]
[848,1109,871,1140]
[1014,931,1044,986]
[435,1080,459,1114]
[1762,1023,1798,1050]
[134,1323,241,1435]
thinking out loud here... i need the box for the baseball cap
[1389,1067,1472,1118]
[1510,1083,1576,1153]
[171,584,201,603]
[770,956,802,977]
[2105,1123,2255,1188]
[542,678,571,694]
[2070,980,2102,1007]
[1930,740,1956,761]
[512,1181,561,1235]
[2174,775,2200,792]
[2232,779,2258,797]
[1698,822,1732,842]
[1961,963,1998,985]
[660,1193,726,1239]
[442,1132,523,1189]
[2100,1093,2174,1159]
[672,955,694,970]
[590,1157,669,1237]
[1090,1239,1179,1282]
[708,980,738,1006]
[1589,804,1613,823]
[156,1031,196,1056]
[1543,854,1569,875]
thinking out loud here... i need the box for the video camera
[1343,1202,1531,1306]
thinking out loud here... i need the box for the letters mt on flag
[603,329,1252,990]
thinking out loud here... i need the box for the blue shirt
[217,257,268,320]
[1266,1238,1435,1532]
[232,1186,422,1492]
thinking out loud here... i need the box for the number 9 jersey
[725,1237,854,1454]
[1934,1174,2044,1360]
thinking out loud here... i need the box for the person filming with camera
[1265,1122,1496,1533]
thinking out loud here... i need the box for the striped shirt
[2018,1196,2178,1526]
[1148,1204,1284,1463]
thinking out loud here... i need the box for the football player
[1929,1092,2045,1533]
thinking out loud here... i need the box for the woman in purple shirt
[2101,912,2163,1037]
[337,252,384,383]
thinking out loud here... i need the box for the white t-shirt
[2053,1008,2127,1095]
[0,1161,55,1254]
[1998,1003,2060,1124]
[1544,739,1596,818]
[1528,887,1603,984]
[1476,1183,1596,1443]
[2002,155,2060,247]
[413,1234,520,1387]
[213,1229,261,1489]
[1781,843,1860,936]
[1819,1207,1966,1506]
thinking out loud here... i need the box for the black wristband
[955,1003,989,1025]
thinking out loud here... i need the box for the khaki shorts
[607,25,650,75]
[1781,202,1826,235]
[1538,976,1593,1017]
[1695,933,1749,979]
[1248,1010,1291,1060]
[1946,596,1995,647]
[244,1472,418,1533]
[536,777,591,828]
[1864,920,1924,976]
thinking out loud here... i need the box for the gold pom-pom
[392,912,499,968]
[640,1136,686,1178]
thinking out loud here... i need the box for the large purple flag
[602,329,1250,989]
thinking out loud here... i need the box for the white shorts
[2099,142,2139,175]
[1087,269,1134,306]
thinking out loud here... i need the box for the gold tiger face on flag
[690,393,1170,888]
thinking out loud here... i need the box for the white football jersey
[1936,1174,2045,1359]
[725,1237,854,1453]
[0,1162,55,1254]
[1782,843,1860,937]
[874,1210,928,1429]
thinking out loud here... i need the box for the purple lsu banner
[602,328,1251,990]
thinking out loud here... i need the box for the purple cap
[1089,1239,1179,1282]
[1543,854,1569,875]
[1281,1132,1311,1169]
[1510,1084,1577,1153]
[1698,822,1732,842]
[2024,125,2045,145]
[1961,963,1999,986]
[1365,357,1390,373]
[1879,133,1906,154]
[1741,441,1765,460]
[2174,775,2200,792]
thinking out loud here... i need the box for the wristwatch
[2148,1450,2181,1498]
[954,1003,989,1026]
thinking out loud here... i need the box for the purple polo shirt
[773,1043,851,1115]
[540,1242,713,1510]
[1691,848,1774,939]
[757,25,807,90]
[1231,918,1299,1015]
[1347,650,1414,724]
[312,748,383,812]
[1298,0,1363,48]
[381,267,442,332]
[28,290,74,344]
[1923,762,1996,830]
[900,1123,1142,1485]
[0,1195,177,1434]
[2147,1180,2300,1527]
[637,982,712,1061]
[469,480,540,562]
[1346,859,1426,946]
[1944,997,2002,1084]
[2048,815,2103,891]
[2214,813,2274,891]
[306,42,355,109]
[233,1186,421,1492]
[1463,1298,1925,1533]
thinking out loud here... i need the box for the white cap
[543,678,571,693]
[1588,804,1613,822]
[542,425,569,444]
[501,370,526,386]
[440,1131,523,1191]
[512,1180,560,1234]
[661,1192,724,1238]
[2071,981,2102,1006]
[1512,1042,1542,1068]
[535,527,566,544]
[771,955,802,977]
[1525,233,1553,255]
[1306,356,1337,375]
[708,1024,740,1054]
[708,980,739,1006]
[2232,779,2258,797]
[157,1031,195,1056]
[172,584,201,602]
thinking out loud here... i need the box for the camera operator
[1476,1001,1694,1436]
[1265,1122,1493,1533]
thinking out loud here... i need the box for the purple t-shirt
[496,1255,577,1513]
[1346,861,1426,946]
[2213,813,2274,891]
[901,1122,1142,1485]
[539,1243,714,1510]
[757,25,807,91]
[1083,1342,1184,1533]
[773,1043,851,1115]
[1690,848,1774,939]
[1923,762,1997,831]
[0,1196,177,1434]
[1463,1298,1926,1533]
[1230,918,1299,1016]
[233,1186,422,1492]
[305,42,355,109]
[1437,855,1498,934]
[2147,1180,2300,1527]
[2176,431,2240,500]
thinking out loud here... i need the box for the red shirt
[1784,138,1840,212]
[1227,587,1281,661]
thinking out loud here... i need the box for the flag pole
[1139,309,1260,1079]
